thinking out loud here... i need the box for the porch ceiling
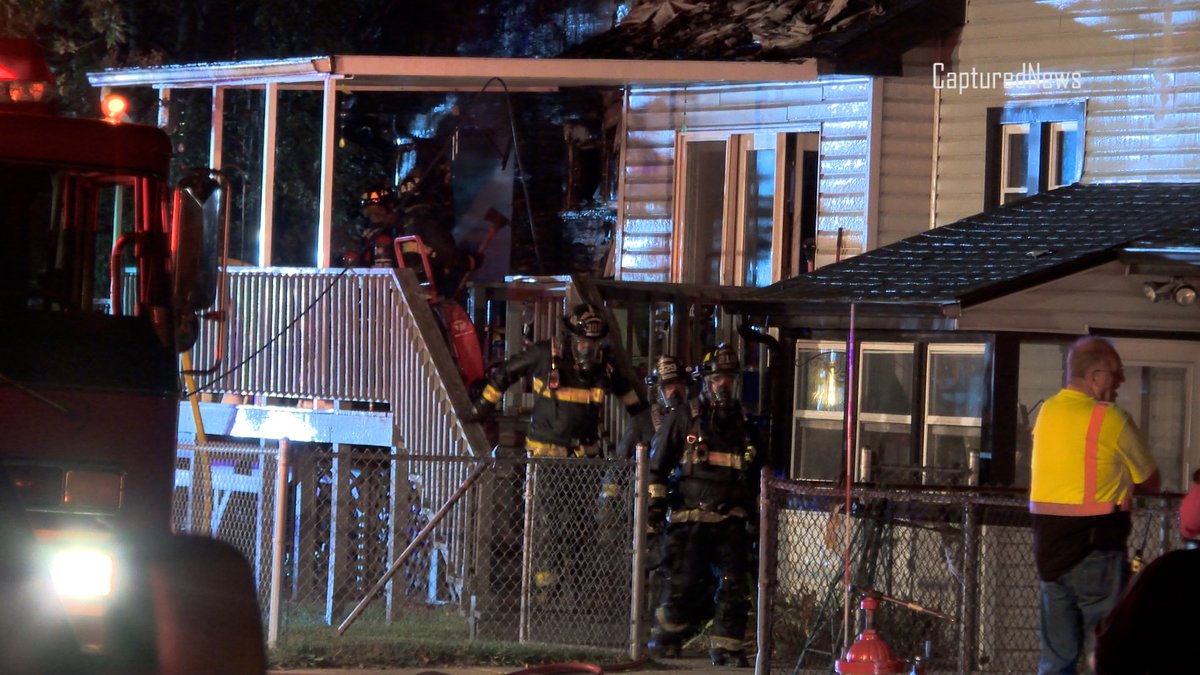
[86,54,819,92]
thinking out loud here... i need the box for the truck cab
[0,40,264,674]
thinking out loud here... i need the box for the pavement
[272,656,750,675]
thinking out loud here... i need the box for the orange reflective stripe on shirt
[1031,402,1120,516]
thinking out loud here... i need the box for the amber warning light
[101,93,128,124]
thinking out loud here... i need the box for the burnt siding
[934,0,1200,226]
[618,78,876,281]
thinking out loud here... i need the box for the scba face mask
[570,336,603,371]
[658,381,687,409]
[705,372,739,409]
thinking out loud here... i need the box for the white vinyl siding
[956,261,1200,335]
[618,78,876,280]
[877,45,938,246]
[933,0,1200,226]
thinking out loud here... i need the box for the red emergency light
[0,38,56,109]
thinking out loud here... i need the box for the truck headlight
[50,547,114,599]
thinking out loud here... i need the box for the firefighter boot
[709,648,749,668]
[647,628,682,659]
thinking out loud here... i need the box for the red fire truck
[0,39,264,673]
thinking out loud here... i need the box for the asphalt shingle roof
[562,0,961,69]
[761,183,1200,309]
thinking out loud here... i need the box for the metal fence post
[755,466,772,675]
[268,438,289,648]
[959,501,980,673]
[629,443,648,660]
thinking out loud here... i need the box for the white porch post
[209,86,224,171]
[316,77,337,268]
[259,82,279,267]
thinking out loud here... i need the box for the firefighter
[473,303,645,607]
[647,344,764,668]
[617,354,692,460]
[354,182,476,296]
[611,355,694,635]
[473,302,643,456]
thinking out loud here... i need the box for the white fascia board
[87,56,332,89]
[88,54,819,92]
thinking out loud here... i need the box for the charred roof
[563,0,965,75]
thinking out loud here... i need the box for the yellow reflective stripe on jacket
[531,377,605,404]
[648,483,667,499]
[670,507,747,523]
[482,383,503,404]
[525,437,598,458]
[705,451,744,470]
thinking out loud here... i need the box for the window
[858,344,915,483]
[790,339,988,485]
[985,102,1085,209]
[923,344,987,486]
[792,341,846,480]
[675,131,818,287]
[1016,340,1194,491]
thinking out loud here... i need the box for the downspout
[930,40,943,231]
[737,319,783,468]
[611,86,631,279]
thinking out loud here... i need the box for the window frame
[673,129,819,286]
[984,101,1085,210]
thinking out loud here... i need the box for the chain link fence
[760,479,1185,674]
[174,441,279,613]
[173,441,641,651]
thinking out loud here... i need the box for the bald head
[1066,337,1125,402]
[1067,337,1117,379]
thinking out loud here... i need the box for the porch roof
[755,183,1200,330]
[86,54,819,92]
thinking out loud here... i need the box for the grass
[268,604,637,670]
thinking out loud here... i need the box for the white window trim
[673,128,818,286]
[922,343,987,484]
[999,123,1030,204]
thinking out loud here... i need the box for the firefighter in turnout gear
[648,344,764,668]
[617,354,692,460]
[612,355,694,628]
[474,303,643,456]
[473,303,645,613]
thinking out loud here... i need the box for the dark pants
[656,517,750,650]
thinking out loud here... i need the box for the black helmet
[562,303,608,340]
[646,354,689,387]
[646,354,690,410]
[699,343,740,377]
[699,343,740,409]
[359,184,397,209]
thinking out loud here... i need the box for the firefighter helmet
[646,354,690,410]
[699,343,740,408]
[359,184,397,209]
[699,343,740,376]
[647,354,688,386]
[562,303,608,339]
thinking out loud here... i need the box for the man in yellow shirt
[1029,336,1160,675]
